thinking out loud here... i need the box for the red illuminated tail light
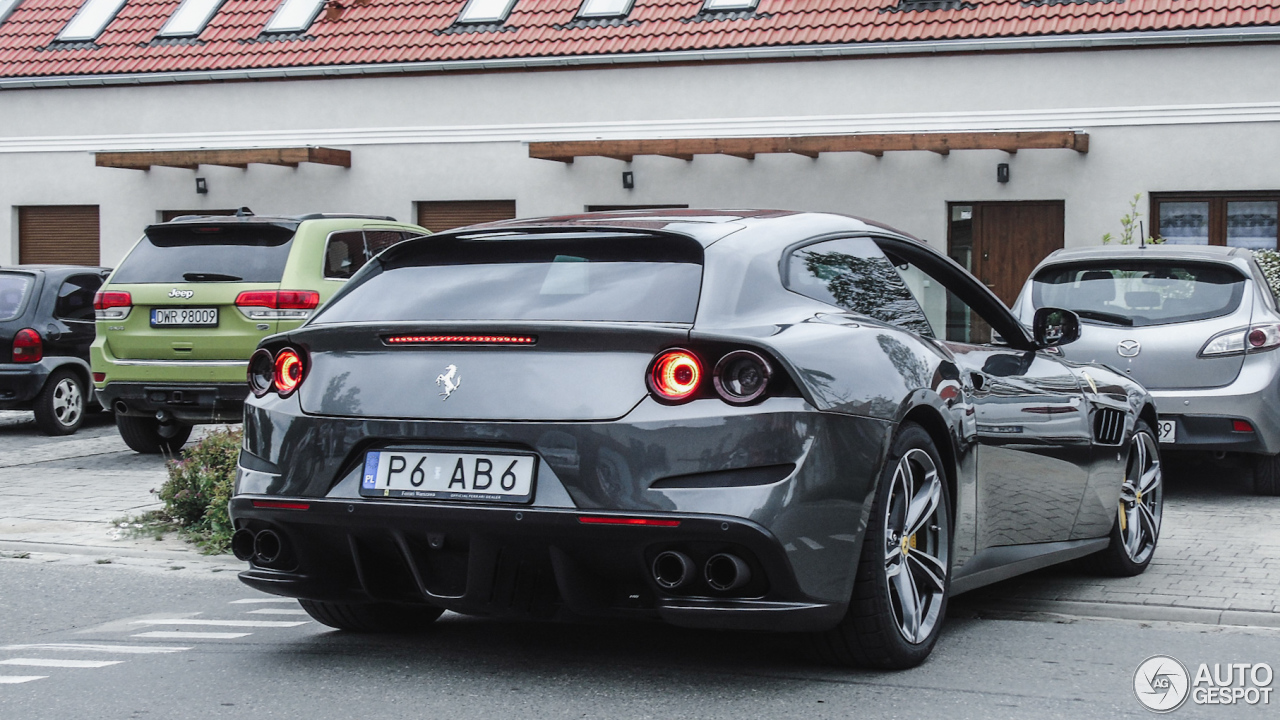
[386,334,536,345]
[578,516,680,527]
[648,349,702,403]
[273,348,305,396]
[236,290,320,320]
[12,328,42,363]
[93,291,132,320]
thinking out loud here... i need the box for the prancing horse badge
[436,364,461,400]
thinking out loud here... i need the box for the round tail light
[648,349,702,403]
[273,348,305,396]
[248,348,275,397]
[713,350,772,404]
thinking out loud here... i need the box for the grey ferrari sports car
[230,209,1162,669]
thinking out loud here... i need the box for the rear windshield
[313,232,703,324]
[0,273,34,322]
[110,224,295,284]
[1031,261,1247,327]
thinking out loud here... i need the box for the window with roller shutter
[18,206,100,266]
[416,200,516,234]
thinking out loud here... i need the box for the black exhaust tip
[113,400,128,415]
[231,529,256,561]
[652,550,695,590]
[705,553,751,592]
[253,529,284,566]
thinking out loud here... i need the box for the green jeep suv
[92,211,428,453]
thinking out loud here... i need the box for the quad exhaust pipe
[232,528,288,567]
[651,551,695,589]
[704,553,751,592]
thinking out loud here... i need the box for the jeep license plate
[151,308,218,327]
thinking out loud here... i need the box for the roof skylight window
[578,0,634,18]
[458,0,518,24]
[158,0,226,37]
[702,0,758,10]
[0,0,24,28]
[264,0,326,33]
[56,0,128,41]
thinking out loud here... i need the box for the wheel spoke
[891,561,922,643]
[1134,433,1147,477]
[1137,502,1159,546]
[1126,505,1142,556]
[904,473,942,538]
[907,550,946,594]
[1139,464,1161,494]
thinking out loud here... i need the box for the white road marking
[131,619,306,628]
[229,598,298,604]
[1,644,189,654]
[132,631,251,640]
[0,658,123,669]
[799,536,825,550]
[246,609,308,616]
[0,676,46,684]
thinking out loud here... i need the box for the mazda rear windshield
[110,224,296,284]
[0,273,34,322]
[1030,261,1247,327]
[313,232,703,324]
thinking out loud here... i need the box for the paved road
[0,556,1275,719]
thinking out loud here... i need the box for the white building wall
[2,42,1279,265]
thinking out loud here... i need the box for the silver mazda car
[1013,245,1280,495]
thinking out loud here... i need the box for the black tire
[115,413,193,454]
[1252,454,1280,496]
[1087,420,1163,577]
[299,599,444,633]
[811,422,952,670]
[32,369,87,436]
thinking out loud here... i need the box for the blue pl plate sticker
[362,453,380,490]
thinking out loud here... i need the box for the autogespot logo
[1134,656,1275,712]
[1135,655,1190,713]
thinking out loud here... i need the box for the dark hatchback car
[231,210,1160,669]
[0,266,109,435]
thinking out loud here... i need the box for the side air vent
[1093,408,1125,445]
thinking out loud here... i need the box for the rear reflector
[92,372,106,383]
[251,500,311,510]
[578,516,680,527]
[1232,420,1254,433]
[386,335,536,345]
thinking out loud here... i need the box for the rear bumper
[1150,352,1280,455]
[230,496,845,632]
[0,361,51,406]
[96,381,247,424]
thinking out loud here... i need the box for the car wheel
[299,599,444,633]
[1251,453,1280,496]
[115,413,193,454]
[33,370,86,436]
[1087,420,1163,576]
[812,422,952,669]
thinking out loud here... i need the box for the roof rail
[292,213,397,221]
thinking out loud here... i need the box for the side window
[324,231,365,279]
[54,274,102,321]
[887,257,996,344]
[365,230,406,257]
[785,237,933,336]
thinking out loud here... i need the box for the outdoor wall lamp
[195,177,209,194]
[622,171,635,190]
[996,163,1010,184]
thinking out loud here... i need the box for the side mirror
[1033,307,1081,348]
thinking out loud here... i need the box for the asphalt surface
[0,555,1276,720]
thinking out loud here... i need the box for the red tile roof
[1,0,1278,80]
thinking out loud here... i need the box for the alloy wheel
[51,377,83,427]
[1118,430,1162,564]
[883,448,950,645]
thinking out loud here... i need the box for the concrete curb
[0,539,241,567]
[973,598,1280,629]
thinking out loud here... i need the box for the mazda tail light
[235,291,321,320]
[12,328,42,363]
[1201,323,1280,357]
[648,349,702,403]
[93,291,132,320]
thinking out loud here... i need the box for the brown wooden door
[18,206,100,266]
[959,201,1065,306]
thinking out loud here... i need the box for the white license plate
[151,307,218,327]
[360,450,536,503]
[1158,419,1176,444]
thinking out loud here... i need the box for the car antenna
[1139,221,1146,249]
[235,206,254,217]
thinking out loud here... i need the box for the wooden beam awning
[530,131,1088,163]
[95,147,351,170]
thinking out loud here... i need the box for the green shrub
[1254,249,1280,300]
[157,426,242,554]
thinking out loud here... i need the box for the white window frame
[0,0,24,28]
[457,0,518,24]
[263,0,326,33]
[702,0,758,11]
[158,0,226,37]
[56,0,129,41]
[577,0,634,18]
